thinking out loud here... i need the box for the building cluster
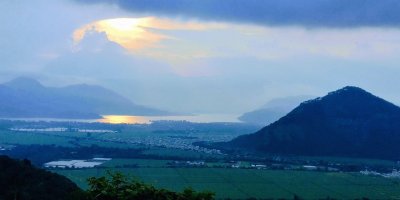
[44,158,112,169]
[360,169,400,179]
[167,160,206,167]
[0,144,15,151]
[10,127,116,133]
[104,135,223,155]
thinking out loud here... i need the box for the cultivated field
[3,123,400,199]
[53,159,400,199]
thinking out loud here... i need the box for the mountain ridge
[221,86,400,160]
[0,77,171,119]
[239,95,314,126]
[4,77,44,89]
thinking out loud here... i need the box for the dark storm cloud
[75,0,400,27]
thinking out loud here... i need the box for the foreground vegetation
[0,156,214,200]
[86,172,214,200]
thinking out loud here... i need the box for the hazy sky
[2,0,400,114]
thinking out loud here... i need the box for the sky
[1,0,400,114]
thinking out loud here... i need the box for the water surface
[97,114,240,124]
[1,114,240,124]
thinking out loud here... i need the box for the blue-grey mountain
[0,77,170,119]
[239,95,314,126]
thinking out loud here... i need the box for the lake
[97,114,241,124]
[1,114,241,124]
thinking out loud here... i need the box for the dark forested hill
[0,77,170,119]
[222,86,400,160]
[0,155,82,200]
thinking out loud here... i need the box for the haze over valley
[2,0,400,199]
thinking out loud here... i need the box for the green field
[3,129,400,199]
[53,159,400,199]
[0,130,146,149]
[0,130,76,147]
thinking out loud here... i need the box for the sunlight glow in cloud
[73,17,219,51]
[71,16,400,79]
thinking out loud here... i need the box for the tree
[86,171,215,200]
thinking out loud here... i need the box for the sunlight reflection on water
[0,114,240,124]
[97,115,149,124]
[97,114,240,124]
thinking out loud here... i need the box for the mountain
[223,86,400,160]
[0,77,170,119]
[58,84,170,115]
[0,156,82,200]
[239,95,314,125]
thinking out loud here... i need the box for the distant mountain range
[239,95,314,125]
[220,86,400,160]
[0,77,170,119]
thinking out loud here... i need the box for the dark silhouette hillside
[0,155,82,200]
[223,86,400,160]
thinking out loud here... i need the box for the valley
[1,116,400,199]
[4,1,400,198]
